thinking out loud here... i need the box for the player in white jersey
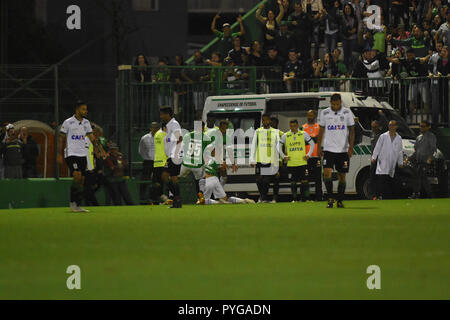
[317,93,355,209]
[57,101,106,212]
[160,106,183,208]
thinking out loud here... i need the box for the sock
[337,181,346,201]
[228,196,244,204]
[205,199,219,205]
[301,181,310,201]
[195,180,200,194]
[198,179,205,193]
[219,176,227,188]
[72,182,84,206]
[290,182,297,201]
[324,177,333,200]
[168,180,181,201]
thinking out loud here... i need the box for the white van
[202,92,447,199]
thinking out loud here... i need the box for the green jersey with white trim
[182,131,212,168]
[204,158,220,177]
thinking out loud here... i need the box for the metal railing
[118,65,450,129]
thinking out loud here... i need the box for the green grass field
[1,199,449,299]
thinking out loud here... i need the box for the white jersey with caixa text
[319,107,355,153]
[60,115,93,158]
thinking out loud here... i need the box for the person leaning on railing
[428,44,450,125]
[387,48,431,122]
[133,54,151,83]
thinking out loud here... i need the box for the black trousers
[140,160,154,203]
[307,157,322,200]
[23,164,37,178]
[412,163,434,198]
[376,174,395,199]
[84,171,99,206]
[106,180,134,206]
[368,162,377,199]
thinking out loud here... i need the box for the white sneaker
[244,198,255,204]
[70,202,77,212]
[270,199,277,203]
[291,200,297,203]
[74,206,90,213]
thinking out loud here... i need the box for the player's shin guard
[228,196,244,204]
[205,199,219,205]
[300,181,310,202]
[324,176,333,199]
[337,181,346,201]
[290,181,297,201]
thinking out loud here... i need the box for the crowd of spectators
[130,0,449,124]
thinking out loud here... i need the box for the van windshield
[351,107,416,139]
[206,112,261,131]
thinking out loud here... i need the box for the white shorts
[179,165,205,180]
[204,176,226,200]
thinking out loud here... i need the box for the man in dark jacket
[263,47,285,93]
[0,127,24,179]
[405,120,437,199]
[19,127,39,178]
[288,1,313,62]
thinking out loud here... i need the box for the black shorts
[323,151,350,173]
[167,158,181,177]
[287,165,307,181]
[65,156,87,176]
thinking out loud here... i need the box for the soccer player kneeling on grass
[278,119,315,202]
[180,121,211,204]
[201,150,254,205]
[317,93,355,209]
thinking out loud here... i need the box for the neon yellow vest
[87,141,95,171]
[285,130,307,167]
[154,130,168,168]
[256,127,278,164]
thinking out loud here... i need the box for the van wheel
[356,169,371,200]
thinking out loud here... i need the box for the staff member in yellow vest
[151,124,170,204]
[270,116,284,203]
[250,114,280,203]
[279,119,315,202]
[303,110,323,201]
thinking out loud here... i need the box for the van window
[266,98,320,114]
[207,112,261,131]
[267,98,320,132]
